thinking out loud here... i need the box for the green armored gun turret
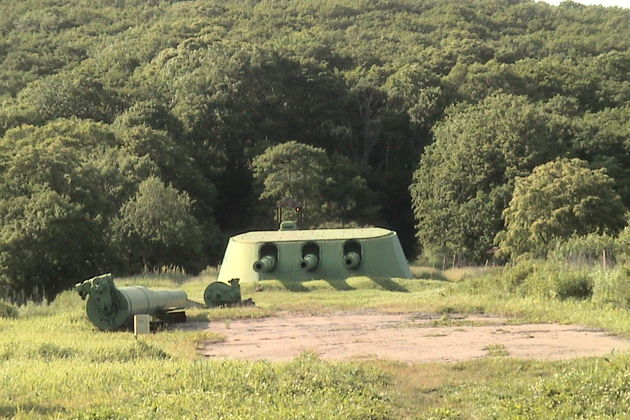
[75,273,187,331]
[217,226,411,283]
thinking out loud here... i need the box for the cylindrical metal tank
[76,273,187,331]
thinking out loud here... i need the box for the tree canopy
[497,158,626,259]
[0,0,628,299]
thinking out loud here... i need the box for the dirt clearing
[196,311,630,363]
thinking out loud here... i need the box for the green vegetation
[1,0,629,300]
[497,158,625,259]
[1,266,629,418]
[0,0,628,416]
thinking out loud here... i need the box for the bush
[500,261,593,300]
[553,271,594,300]
[498,158,625,259]
[549,233,619,266]
[0,300,18,318]
[500,260,537,293]
[617,225,630,266]
[592,267,630,308]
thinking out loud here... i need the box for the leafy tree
[410,94,571,261]
[570,106,630,207]
[110,177,205,273]
[16,72,122,124]
[342,66,389,165]
[252,141,328,224]
[252,141,380,227]
[497,158,626,259]
[319,154,381,226]
[114,100,183,136]
[0,119,158,300]
[0,119,151,217]
[385,63,447,132]
[0,187,106,302]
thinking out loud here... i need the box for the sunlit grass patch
[376,355,630,419]
[409,265,448,280]
[443,266,497,282]
[1,266,628,419]
[0,354,391,419]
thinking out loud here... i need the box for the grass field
[1,265,628,419]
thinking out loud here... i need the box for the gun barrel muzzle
[253,255,277,272]
[300,253,319,271]
[344,252,361,269]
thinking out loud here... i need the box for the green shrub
[501,260,537,293]
[493,262,594,300]
[0,300,18,318]
[522,263,593,300]
[592,267,630,308]
[549,233,618,266]
[553,271,593,300]
[617,225,630,266]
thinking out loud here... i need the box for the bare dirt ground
[197,311,630,363]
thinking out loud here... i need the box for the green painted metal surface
[75,273,187,331]
[253,255,276,273]
[203,278,242,307]
[218,226,412,283]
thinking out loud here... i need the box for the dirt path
[197,311,630,363]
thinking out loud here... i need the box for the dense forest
[0,0,628,301]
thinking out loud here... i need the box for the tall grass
[1,267,628,418]
[379,355,630,419]
[1,356,391,419]
[0,300,18,318]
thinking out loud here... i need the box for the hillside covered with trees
[0,0,628,301]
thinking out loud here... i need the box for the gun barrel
[344,252,361,269]
[75,274,187,331]
[253,255,276,273]
[300,253,319,271]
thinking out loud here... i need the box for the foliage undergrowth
[462,260,629,307]
[0,300,18,319]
